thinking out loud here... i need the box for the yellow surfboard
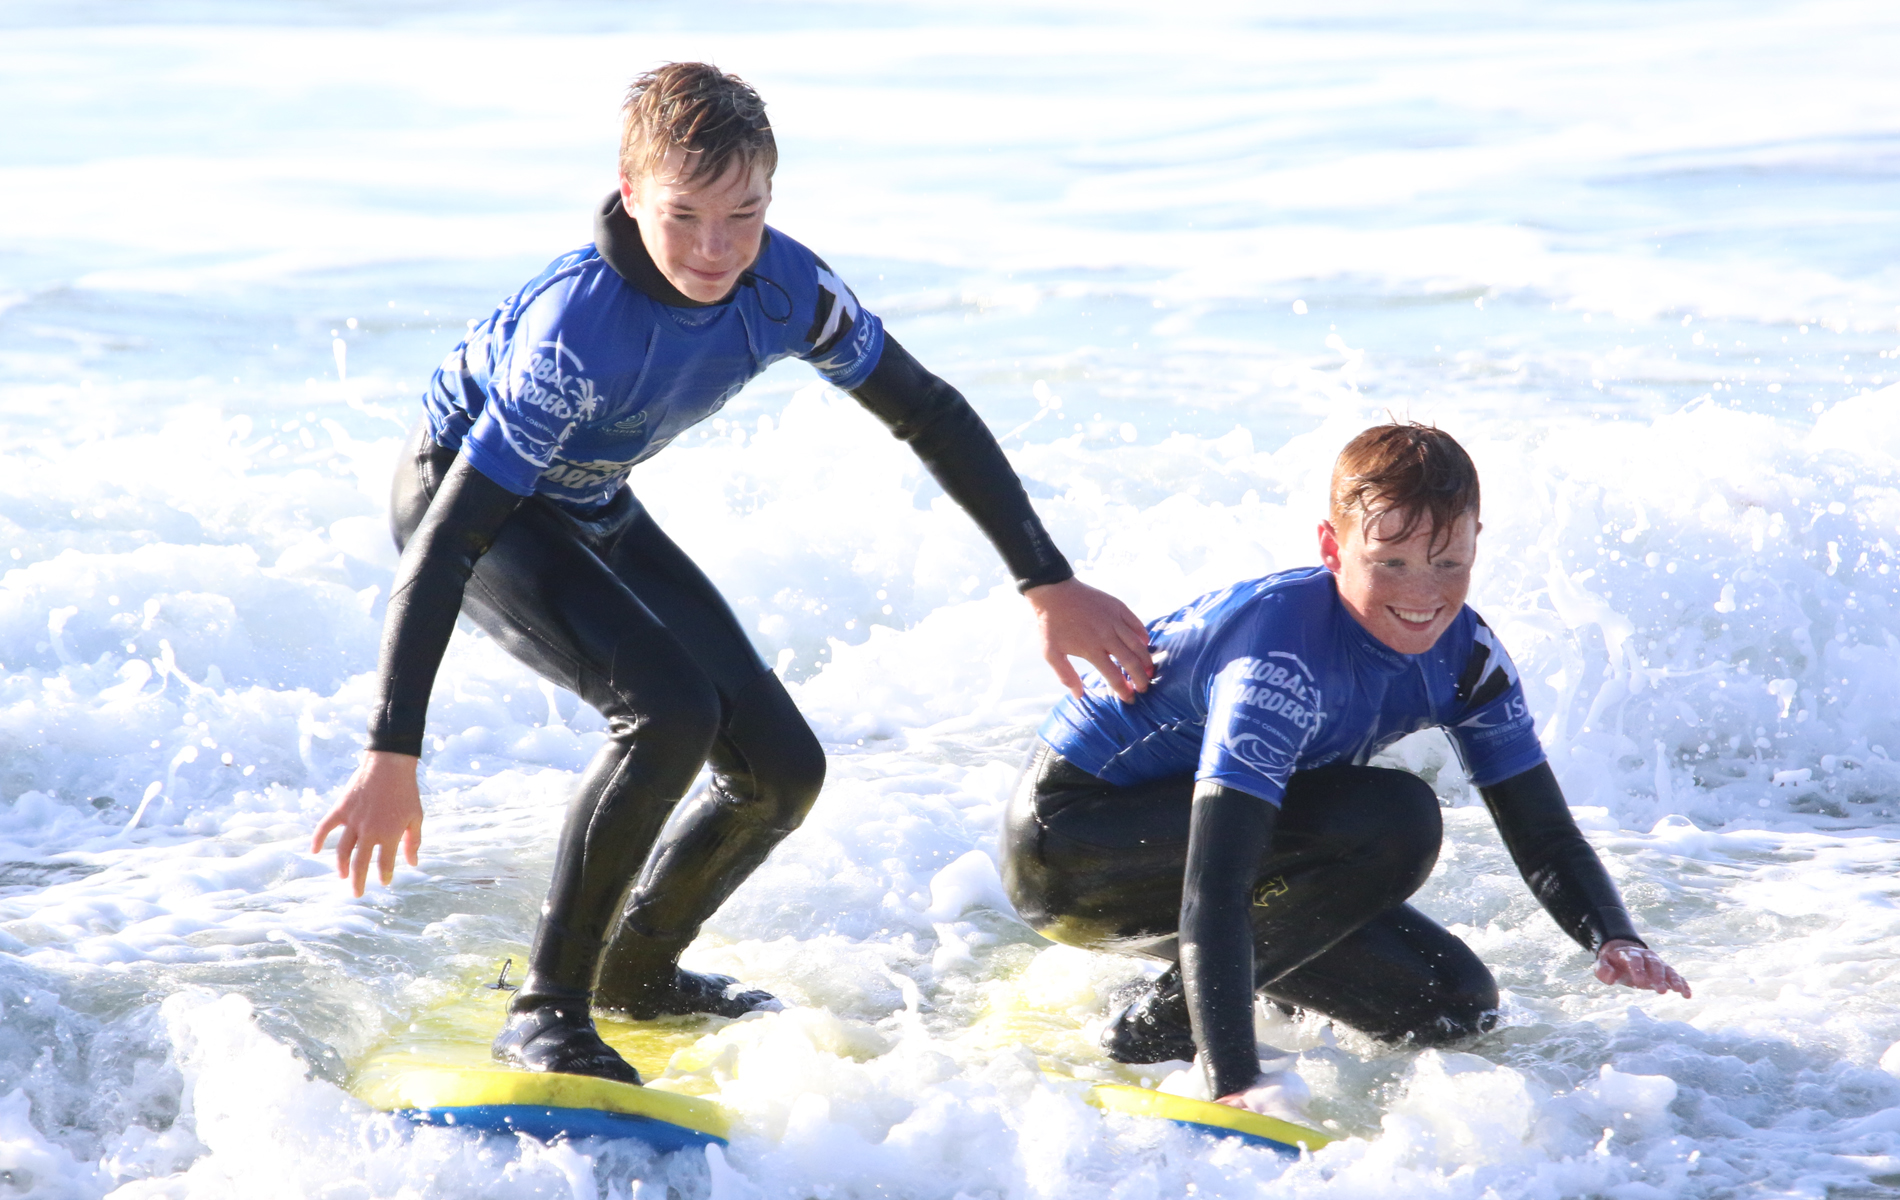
[354,968,736,1152]
[1087,1084,1334,1156]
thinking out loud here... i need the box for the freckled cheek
[659,230,692,270]
[730,226,763,264]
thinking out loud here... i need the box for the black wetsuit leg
[1000,745,1498,1047]
[1255,907,1499,1043]
[585,524,825,1016]
[393,431,820,1024]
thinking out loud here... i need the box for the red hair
[1329,422,1480,551]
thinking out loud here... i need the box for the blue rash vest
[1038,567,1546,805]
[421,225,884,511]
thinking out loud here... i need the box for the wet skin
[1318,508,1478,655]
[620,148,771,304]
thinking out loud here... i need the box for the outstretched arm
[1480,762,1691,998]
[849,336,1153,699]
[1179,782,1281,1103]
[312,456,523,895]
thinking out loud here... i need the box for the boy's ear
[1317,520,1344,571]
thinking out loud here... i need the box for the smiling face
[1319,507,1478,654]
[621,147,772,303]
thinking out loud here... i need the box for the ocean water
[5,2,1900,1196]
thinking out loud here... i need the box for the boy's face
[1318,507,1478,654]
[620,148,772,303]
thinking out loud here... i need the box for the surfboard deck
[353,968,736,1152]
[1087,1083,1334,1157]
[355,955,1342,1158]
[965,953,1340,1157]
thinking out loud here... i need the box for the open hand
[1595,939,1691,999]
[1025,577,1154,701]
[311,750,424,896]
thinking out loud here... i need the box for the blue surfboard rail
[400,1104,726,1151]
[1086,1083,1334,1158]
[1160,1116,1308,1156]
[365,1068,733,1153]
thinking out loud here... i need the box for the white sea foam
[4,3,1900,1198]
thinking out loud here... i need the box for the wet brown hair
[1329,422,1480,552]
[620,63,777,190]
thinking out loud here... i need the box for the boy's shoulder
[1158,568,1336,639]
[752,228,863,306]
[494,245,633,333]
[752,226,883,379]
[752,225,822,275]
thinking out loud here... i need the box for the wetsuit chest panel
[1038,568,1544,803]
[422,226,885,512]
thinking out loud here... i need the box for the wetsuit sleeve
[1180,781,1277,1100]
[1447,616,1546,786]
[365,456,524,756]
[847,334,1073,591]
[1480,762,1646,952]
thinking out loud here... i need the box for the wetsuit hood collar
[593,191,772,309]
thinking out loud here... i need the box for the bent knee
[1378,769,1443,837]
[603,671,722,773]
[1404,1001,1500,1046]
[748,725,826,830]
[717,674,826,829]
[1356,770,1442,888]
[1388,963,1500,1046]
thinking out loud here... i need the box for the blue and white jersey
[1038,568,1545,805]
[422,226,885,510]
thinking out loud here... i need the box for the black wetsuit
[1004,752,1644,1098]
[373,198,1071,1075]
[1002,571,1643,1100]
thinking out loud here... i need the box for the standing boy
[313,63,1152,1084]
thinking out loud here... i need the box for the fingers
[349,837,373,898]
[1664,966,1692,999]
[1600,946,1691,998]
[1112,606,1155,683]
[1045,655,1080,699]
[1632,952,1678,996]
[335,826,418,895]
[1085,651,1135,702]
[1114,628,1154,688]
[311,811,340,855]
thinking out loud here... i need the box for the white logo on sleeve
[1454,620,1522,713]
[807,266,861,355]
[1220,729,1300,779]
